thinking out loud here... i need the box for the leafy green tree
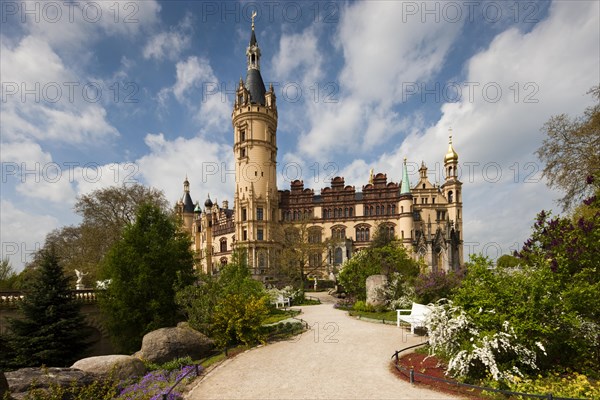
[99,203,195,353]
[0,257,18,289]
[537,86,599,210]
[176,251,270,349]
[28,184,169,284]
[495,254,520,269]
[338,228,419,301]
[2,248,90,368]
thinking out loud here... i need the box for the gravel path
[185,293,458,399]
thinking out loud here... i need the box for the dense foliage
[176,251,271,349]
[99,203,195,353]
[426,176,600,383]
[338,241,419,301]
[413,268,464,304]
[25,184,169,286]
[1,249,90,369]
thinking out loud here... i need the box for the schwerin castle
[176,21,463,282]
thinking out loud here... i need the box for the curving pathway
[185,292,458,399]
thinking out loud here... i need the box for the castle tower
[232,16,279,276]
[180,177,195,232]
[398,158,414,246]
[442,131,463,269]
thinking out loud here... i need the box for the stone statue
[74,269,88,290]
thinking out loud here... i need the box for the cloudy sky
[1,0,598,271]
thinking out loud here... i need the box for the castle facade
[177,21,463,281]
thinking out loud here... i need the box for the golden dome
[444,135,458,163]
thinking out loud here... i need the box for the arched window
[376,205,380,215]
[258,252,266,269]
[349,207,353,217]
[448,191,454,203]
[334,248,343,265]
[220,238,227,252]
[392,204,396,214]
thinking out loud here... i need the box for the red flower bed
[391,352,486,399]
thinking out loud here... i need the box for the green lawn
[263,309,301,325]
[348,309,397,322]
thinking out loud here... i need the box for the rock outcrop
[72,354,146,381]
[137,325,214,364]
[366,274,388,307]
[4,367,96,399]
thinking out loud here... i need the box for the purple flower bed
[118,364,203,400]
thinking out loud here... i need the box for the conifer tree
[4,248,90,368]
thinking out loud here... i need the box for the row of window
[323,207,354,219]
[241,228,264,241]
[283,209,311,221]
[363,204,396,216]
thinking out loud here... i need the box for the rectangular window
[242,208,247,221]
[240,130,246,141]
[243,230,247,241]
[240,148,246,158]
[257,207,263,221]
[257,229,264,241]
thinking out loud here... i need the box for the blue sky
[1,0,598,271]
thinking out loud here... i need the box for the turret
[441,130,463,269]
[398,158,414,244]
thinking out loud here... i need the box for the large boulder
[72,354,146,381]
[138,325,214,364]
[5,367,96,399]
[366,274,388,307]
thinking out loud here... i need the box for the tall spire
[401,158,411,194]
[245,13,266,105]
[250,11,257,46]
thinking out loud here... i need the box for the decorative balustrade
[0,289,101,307]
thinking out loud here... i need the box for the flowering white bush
[426,300,543,383]
[267,285,300,303]
[377,273,416,310]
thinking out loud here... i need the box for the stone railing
[0,289,100,307]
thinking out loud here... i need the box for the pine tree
[5,248,90,368]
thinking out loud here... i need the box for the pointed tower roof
[444,130,459,163]
[245,13,266,106]
[182,177,195,213]
[400,158,411,194]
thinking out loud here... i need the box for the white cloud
[20,0,160,52]
[283,0,463,160]
[143,13,193,61]
[157,56,231,132]
[272,25,324,86]
[171,56,215,102]
[365,0,600,257]
[136,133,234,206]
[0,200,59,272]
[1,35,119,145]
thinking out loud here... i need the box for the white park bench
[274,294,291,309]
[396,302,431,334]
